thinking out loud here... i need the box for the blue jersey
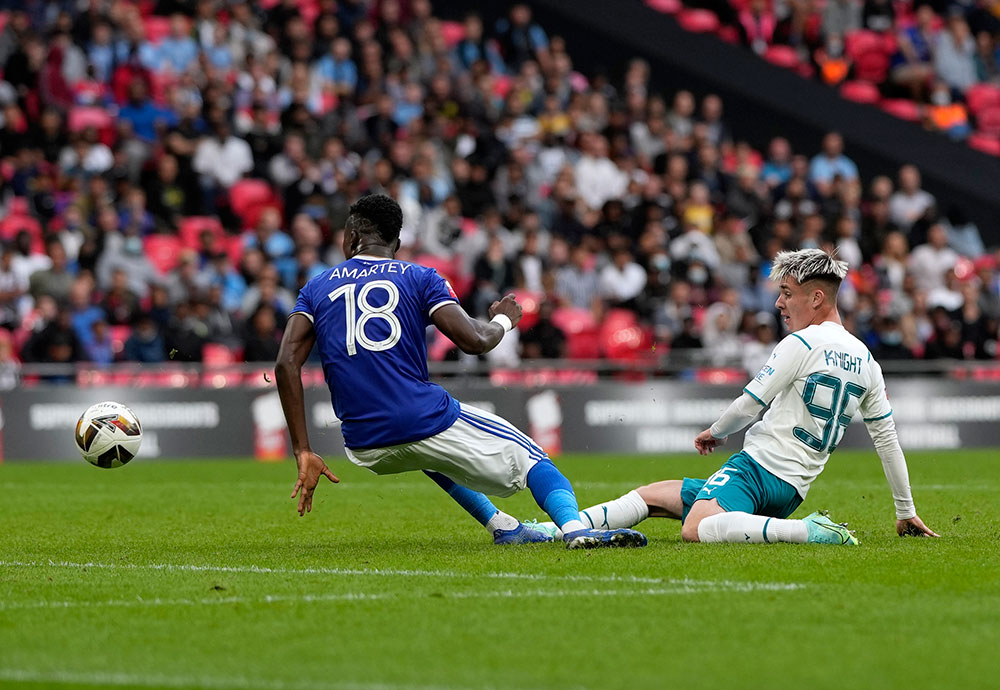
[291,255,460,449]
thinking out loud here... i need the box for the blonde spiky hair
[770,248,849,285]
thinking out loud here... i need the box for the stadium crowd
[0,0,998,385]
[672,0,1000,146]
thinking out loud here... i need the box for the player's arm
[694,393,767,455]
[859,367,938,537]
[275,313,339,516]
[431,294,522,355]
[695,335,804,454]
[864,415,937,537]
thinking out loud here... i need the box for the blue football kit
[289,253,647,548]
[291,255,460,449]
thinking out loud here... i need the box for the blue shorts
[681,451,802,521]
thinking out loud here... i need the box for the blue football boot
[493,522,556,545]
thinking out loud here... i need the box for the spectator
[521,300,567,359]
[0,329,20,389]
[934,10,977,94]
[574,132,628,211]
[157,14,199,74]
[495,3,549,71]
[123,315,166,363]
[118,78,177,144]
[888,165,936,233]
[925,81,971,141]
[761,137,793,188]
[242,304,281,361]
[599,249,647,307]
[739,0,777,55]
[472,236,516,316]
[21,308,82,367]
[85,319,115,365]
[556,245,600,310]
[942,205,985,258]
[192,118,254,196]
[890,3,938,100]
[28,237,74,303]
[0,243,29,329]
[910,223,959,292]
[808,132,859,195]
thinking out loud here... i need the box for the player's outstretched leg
[524,460,647,549]
[422,471,552,545]
[696,511,858,545]
[530,490,651,540]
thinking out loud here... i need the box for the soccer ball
[75,401,142,469]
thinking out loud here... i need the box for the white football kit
[711,321,915,519]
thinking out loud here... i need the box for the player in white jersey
[534,248,939,544]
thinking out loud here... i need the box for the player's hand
[488,294,523,329]
[290,450,340,516]
[896,515,939,538]
[694,428,725,455]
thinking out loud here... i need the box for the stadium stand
[0,0,998,389]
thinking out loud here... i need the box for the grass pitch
[0,450,997,690]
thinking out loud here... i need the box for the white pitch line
[0,668,516,690]
[0,559,806,591]
[0,585,757,613]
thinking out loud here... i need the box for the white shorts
[344,403,547,497]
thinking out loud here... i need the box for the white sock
[696,512,808,544]
[540,490,650,539]
[560,519,586,534]
[485,511,519,533]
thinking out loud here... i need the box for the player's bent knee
[680,519,701,542]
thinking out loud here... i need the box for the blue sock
[526,460,581,529]
[423,471,498,526]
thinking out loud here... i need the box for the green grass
[0,451,998,690]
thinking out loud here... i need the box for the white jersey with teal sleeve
[741,321,893,498]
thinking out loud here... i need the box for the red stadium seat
[203,343,241,366]
[853,51,889,82]
[142,15,171,44]
[0,213,41,241]
[879,98,922,122]
[716,25,741,44]
[645,0,682,14]
[144,234,182,274]
[968,132,1000,156]
[844,30,883,59]
[965,84,1000,114]
[109,325,132,358]
[438,21,465,47]
[676,8,720,33]
[839,80,881,104]
[565,329,601,359]
[179,216,225,248]
[976,106,1000,136]
[67,106,114,132]
[763,45,802,70]
[229,179,276,219]
[550,307,596,335]
[510,289,543,332]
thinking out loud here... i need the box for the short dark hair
[348,194,403,245]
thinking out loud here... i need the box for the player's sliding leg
[694,511,857,545]
[525,459,647,549]
[532,480,682,539]
[422,471,552,544]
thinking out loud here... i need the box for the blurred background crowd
[668,0,1000,149]
[0,0,998,383]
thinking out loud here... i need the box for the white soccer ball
[75,401,143,469]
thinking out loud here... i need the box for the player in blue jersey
[275,194,646,549]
